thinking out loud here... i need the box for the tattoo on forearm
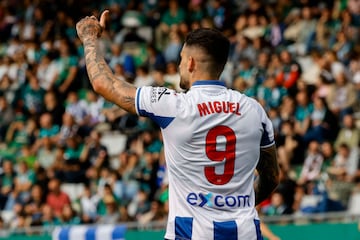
[83,39,136,112]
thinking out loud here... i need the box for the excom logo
[186,192,251,208]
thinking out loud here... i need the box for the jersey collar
[192,80,226,87]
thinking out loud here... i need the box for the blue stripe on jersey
[175,216,193,240]
[85,226,96,240]
[214,220,237,240]
[254,219,263,240]
[260,123,274,147]
[192,80,226,87]
[136,87,175,129]
[136,87,142,115]
[58,226,70,240]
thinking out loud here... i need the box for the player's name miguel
[197,101,241,117]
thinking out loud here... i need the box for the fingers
[99,10,110,29]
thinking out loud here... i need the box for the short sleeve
[249,97,275,148]
[135,86,178,129]
[260,110,275,148]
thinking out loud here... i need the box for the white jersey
[135,80,275,240]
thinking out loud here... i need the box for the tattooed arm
[76,11,137,114]
[255,144,280,205]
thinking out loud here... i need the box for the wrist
[83,37,97,45]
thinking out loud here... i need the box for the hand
[76,10,109,43]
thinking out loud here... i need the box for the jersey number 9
[205,125,236,185]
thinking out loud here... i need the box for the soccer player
[76,11,279,240]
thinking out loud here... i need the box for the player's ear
[187,56,195,72]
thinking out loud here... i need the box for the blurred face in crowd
[31,185,43,201]
[343,114,354,128]
[40,113,53,128]
[280,50,292,64]
[44,91,57,109]
[321,142,333,157]
[2,161,13,174]
[67,92,78,104]
[48,178,61,194]
[271,192,284,207]
[308,141,319,153]
[295,90,308,106]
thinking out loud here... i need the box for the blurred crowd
[0,0,359,231]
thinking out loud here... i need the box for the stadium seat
[61,183,85,202]
[100,131,127,157]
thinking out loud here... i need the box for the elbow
[91,78,104,94]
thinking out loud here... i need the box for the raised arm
[255,144,280,205]
[76,11,137,114]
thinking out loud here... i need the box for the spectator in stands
[332,30,353,65]
[60,204,81,225]
[334,113,360,152]
[36,136,57,170]
[53,38,79,96]
[164,61,181,91]
[320,141,336,171]
[21,76,45,117]
[108,43,135,77]
[263,189,293,216]
[257,74,288,111]
[327,143,359,183]
[294,90,313,137]
[41,91,65,127]
[145,44,166,73]
[134,65,154,87]
[303,95,339,144]
[81,129,109,170]
[97,184,121,223]
[315,8,337,51]
[276,120,306,171]
[155,0,186,51]
[31,112,59,153]
[127,189,151,220]
[285,6,317,55]
[275,164,297,214]
[82,90,107,132]
[25,184,45,226]
[0,160,16,210]
[275,50,302,96]
[14,161,36,204]
[297,141,324,185]
[230,34,257,65]
[137,200,165,227]
[5,115,37,158]
[278,95,296,122]
[61,136,85,183]
[79,184,100,223]
[41,204,61,227]
[36,50,59,92]
[118,151,142,203]
[326,68,357,119]
[0,94,15,141]
[55,112,79,148]
[97,194,120,224]
[46,178,71,217]
[163,27,182,63]
[65,91,88,128]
